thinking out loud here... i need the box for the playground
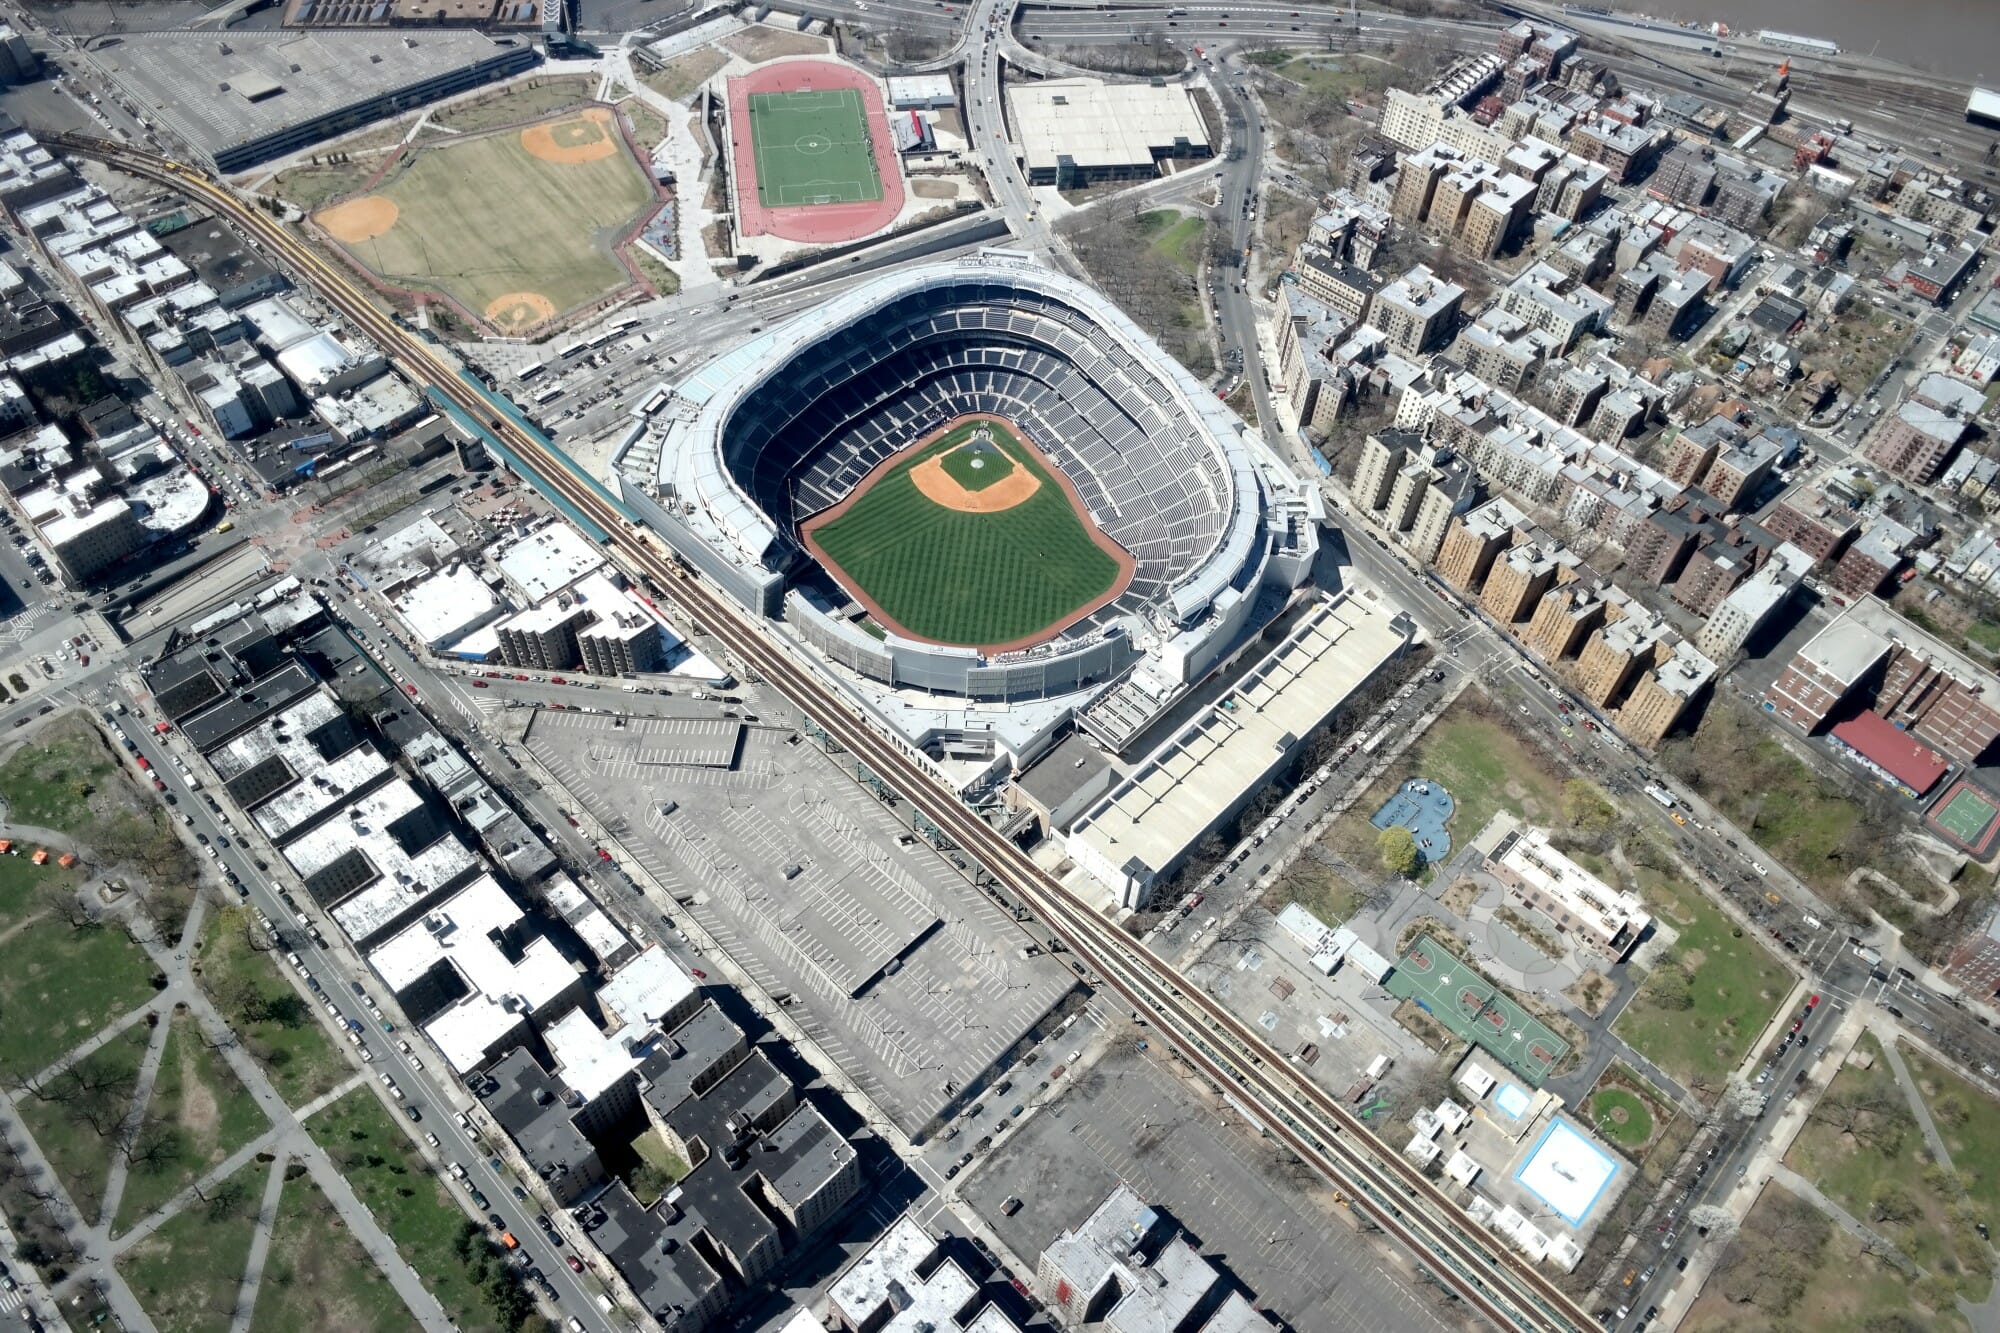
[1371,777,1456,865]
[1387,932,1568,1086]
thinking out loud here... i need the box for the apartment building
[1864,398,1970,483]
[1436,497,1526,592]
[1369,265,1466,357]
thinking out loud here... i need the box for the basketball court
[1927,778,2000,857]
[1387,933,1567,1086]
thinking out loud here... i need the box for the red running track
[726,59,905,244]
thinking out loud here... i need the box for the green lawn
[1615,872,1790,1099]
[1966,619,2000,657]
[311,1089,515,1333]
[1279,55,1377,101]
[249,1169,416,1333]
[625,1128,692,1205]
[16,1024,153,1225]
[116,1160,263,1333]
[1588,1085,1655,1150]
[114,1009,272,1236]
[0,917,159,1081]
[1139,209,1206,275]
[0,713,119,832]
[803,418,1126,648]
[192,908,347,1108]
[0,852,79,924]
[1786,1034,1990,1300]
[1905,1046,2000,1227]
[1683,1181,1967,1333]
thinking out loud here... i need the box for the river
[1583,0,2000,86]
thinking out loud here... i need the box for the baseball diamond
[799,416,1134,652]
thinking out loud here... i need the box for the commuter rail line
[54,134,1594,1333]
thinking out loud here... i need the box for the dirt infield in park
[318,195,399,244]
[521,107,620,164]
[726,59,904,244]
[909,449,1041,512]
[484,291,559,333]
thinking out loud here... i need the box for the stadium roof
[1970,87,2000,123]
[1831,710,1949,793]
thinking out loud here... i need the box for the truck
[1643,784,1677,810]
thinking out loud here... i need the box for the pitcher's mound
[318,195,399,244]
[521,107,620,164]
[485,291,558,332]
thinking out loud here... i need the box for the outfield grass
[16,1023,152,1224]
[804,420,1125,647]
[1615,873,1790,1098]
[114,1009,271,1236]
[747,87,882,207]
[193,908,347,1108]
[249,1169,414,1333]
[116,1161,262,1333]
[0,917,158,1081]
[311,1089,509,1333]
[1786,1034,1989,1299]
[429,75,596,134]
[328,112,653,325]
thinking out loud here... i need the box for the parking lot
[963,1044,1454,1333]
[527,710,1077,1138]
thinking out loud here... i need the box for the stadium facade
[614,251,1320,777]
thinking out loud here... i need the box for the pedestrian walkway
[1879,1030,1955,1171]
[1769,1165,1921,1275]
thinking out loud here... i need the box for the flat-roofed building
[1009,78,1211,187]
[281,777,478,945]
[1488,821,1649,959]
[1068,592,1412,908]
[828,1214,1024,1333]
[1369,264,1465,357]
[1437,497,1525,592]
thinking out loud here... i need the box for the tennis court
[1386,933,1567,1086]
[1928,779,2000,856]
[748,87,884,207]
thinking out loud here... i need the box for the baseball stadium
[618,252,1322,761]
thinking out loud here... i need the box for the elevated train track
[56,133,1594,1333]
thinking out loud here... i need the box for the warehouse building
[1008,78,1211,187]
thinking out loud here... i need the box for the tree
[1560,779,1615,836]
[1377,825,1420,876]
[1642,960,1692,1011]
[1867,1180,1918,1225]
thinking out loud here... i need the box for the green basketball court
[746,88,884,207]
[1386,932,1568,1086]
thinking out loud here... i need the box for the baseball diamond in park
[800,416,1134,651]
[747,88,884,207]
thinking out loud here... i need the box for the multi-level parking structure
[52,134,1595,1333]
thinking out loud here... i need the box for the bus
[532,383,565,407]
[516,360,547,383]
[606,316,641,337]
[555,340,587,361]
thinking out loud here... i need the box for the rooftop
[491,521,606,603]
[1008,77,1209,174]
[1831,710,1950,793]
[281,777,478,942]
[204,688,391,842]
[829,1214,1025,1333]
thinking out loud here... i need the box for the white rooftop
[1514,1117,1619,1226]
[1495,825,1649,948]
[829,1215,1024,1333]
[1008,77,1208,175]
[369,874,577,1073]
[281,777,478,940]
[393,565,502,650]
[490,522,606,603]
[204,689,392,842]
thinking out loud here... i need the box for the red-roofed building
[1830,710,1950,797]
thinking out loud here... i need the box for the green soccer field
[747,88,884,207]
[802,421,1124,648]
[1936,787,1999,843]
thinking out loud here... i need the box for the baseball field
[314,107,657,335]
[800,416,1133,651]
[746,87,883,207]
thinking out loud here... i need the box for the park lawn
[1140,210,1206,276]
[337,114,653,323]
[430,75,597,134]
[116,1161,263,1333]
[16,1023,153,1225]
[0,712,119,832]
[310,1089,506,1333]
[192,908,347,1108]
[1278,55,1378,101]
[0,916,159,1080]
[1667,706,1860,894]
[0,852,79,924]
[1587,1085,1655,1152]
[1905,1045,2000,1227]
[1681,1181,1968,1333]
[248,1169,415,1333]
[1614,872,1790,1099]
[642,47,729,102]
[1785,1034,1989,1298]
[114,1009,272,1236]
[1323,701,1583,871]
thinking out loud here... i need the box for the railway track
[56,134,1597,1333]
